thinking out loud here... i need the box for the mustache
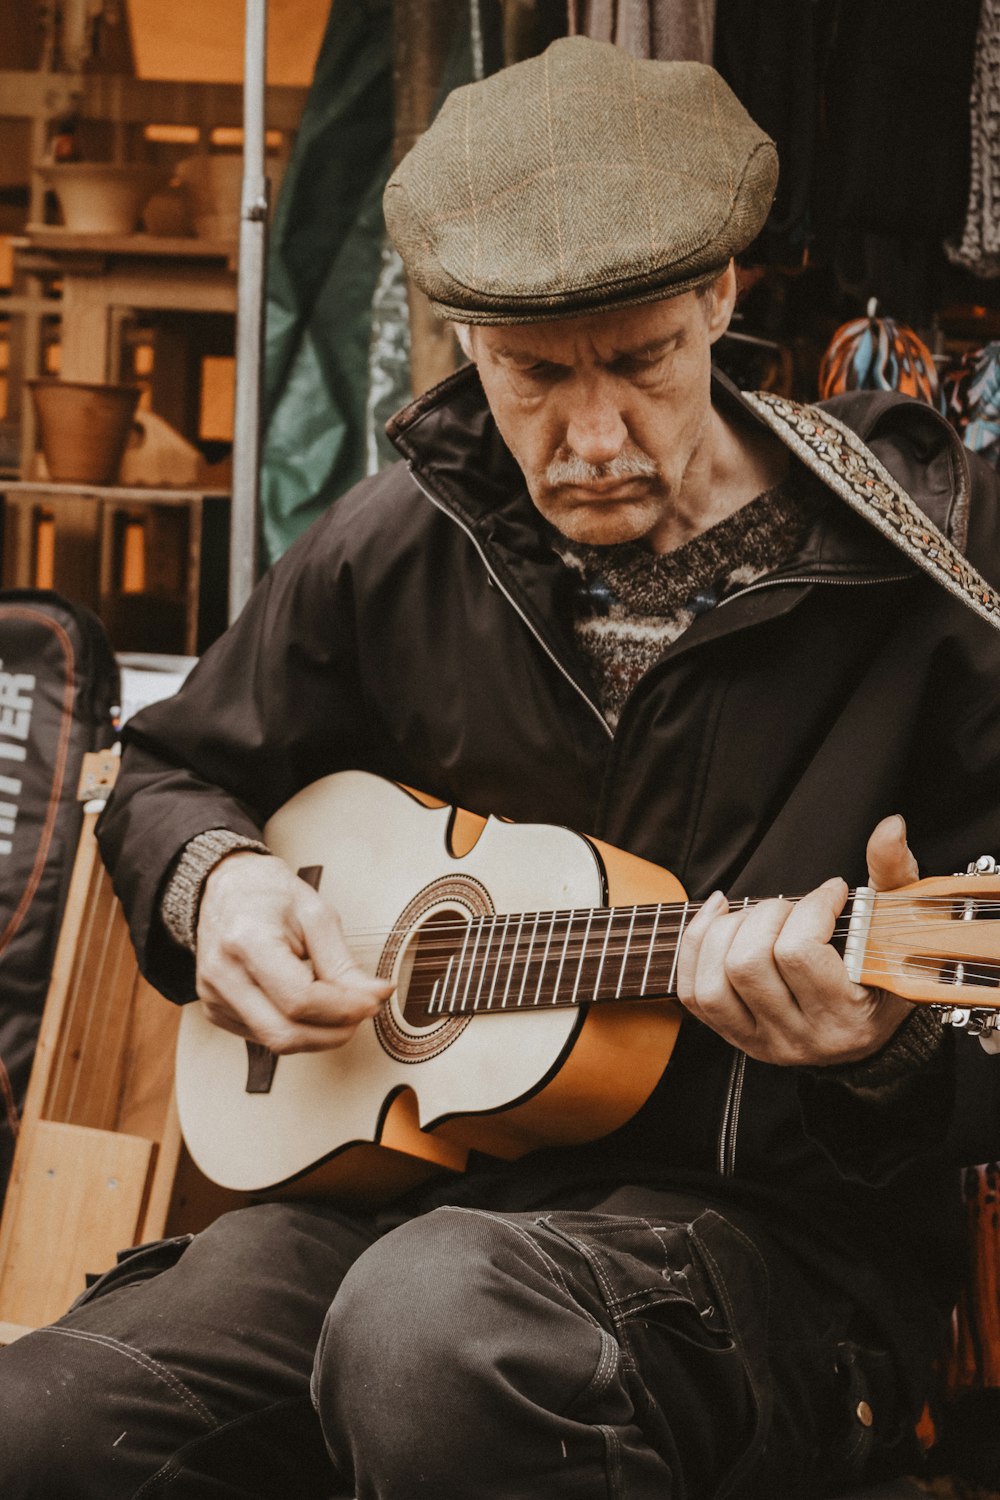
[545,448,659,487]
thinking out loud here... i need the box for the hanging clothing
[816,0,978,324]
[713,0,836,265]
[947,342,1000,471]
[567,0,715,63]
[947,0,1000,278]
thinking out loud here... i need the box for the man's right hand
[195,851,393,1053]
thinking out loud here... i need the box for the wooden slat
[0,1121,156,1328]
[0,1321,32,1347]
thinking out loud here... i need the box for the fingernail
[892,814,907,839]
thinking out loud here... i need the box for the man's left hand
[675,814,918,1066]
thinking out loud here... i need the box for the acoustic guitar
[175,772,1000,1201]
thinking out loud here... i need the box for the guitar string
[326,897,1000,1008]
[398,944,1000,1009]
[336,894,1000,944]
[369,917,1000,967]
[384,911,1000,956]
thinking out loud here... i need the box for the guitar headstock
[855,869,1000,1012]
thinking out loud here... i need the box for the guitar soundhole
[400,910,465,1029]
[374,875,493,1063]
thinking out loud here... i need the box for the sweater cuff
[810,1006,945,1097]
[161,829,271,953]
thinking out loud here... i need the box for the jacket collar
[386,360,941,576]
[387,363,1000,631]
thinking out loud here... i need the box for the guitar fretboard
[403,902,695,1022]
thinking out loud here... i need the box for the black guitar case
[0,591,118,1203]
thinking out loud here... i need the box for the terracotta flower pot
[28,380,142,485]
[37,162,168,236]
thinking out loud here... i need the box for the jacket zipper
[410,465,911,1177]
[718,1051,747,1175]
[716,569,912,611]
[408,466,613,738]
[714,573,910,1175]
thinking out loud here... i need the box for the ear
[455,324,476,361]
[707,261,738,344]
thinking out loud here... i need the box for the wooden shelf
[1,484,230,656]
[17,229,238,264]
[4,480,229,502]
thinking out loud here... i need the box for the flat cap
[384,36,778,324]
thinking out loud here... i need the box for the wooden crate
[0,753,242,1343]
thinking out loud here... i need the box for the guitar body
[175,773,684,1200]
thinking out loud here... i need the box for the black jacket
[98,368,1000,1391]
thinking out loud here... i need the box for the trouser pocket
[67,1233,194,1312]
[543,1207,771,1499]
[834,1337,919,1486]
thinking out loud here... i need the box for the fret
[640,904,660,994]
[591,908,615,999]
[549,907,576,1006]
[570,909,595,1004]
[500,914,526,1008]
[458,917,484,1012]
[615,905,638,998]
[471,915,496,1012]
[533,910,559,1008]
[666,902,689,996]
[484,914,511,1010]
[438,953,456,1013]
[516,914,541,1007]
[590,907,643,1002]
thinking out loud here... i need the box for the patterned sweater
[552,477,805,728]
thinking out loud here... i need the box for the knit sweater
[552,477,806,728]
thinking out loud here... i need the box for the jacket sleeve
[800,448,1000,1180]
[96,502,380,1004]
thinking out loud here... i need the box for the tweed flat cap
[384,36,778,324]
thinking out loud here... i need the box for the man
[2,37,999,1500]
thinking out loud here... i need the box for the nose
[564,382,629,467]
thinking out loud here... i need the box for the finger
[682,907,762,1044]
[866,814,919,892]
[297,895,394,1005]
[675,890,729,1002]
[772,877,860,1012]
[200,969,371,1053]
[200,903,386,1038]
[721,897,801,1023]
[770,877,909,1061]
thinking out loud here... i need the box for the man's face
[465,269,735,550]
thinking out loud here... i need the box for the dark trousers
[0,1186,917,1499]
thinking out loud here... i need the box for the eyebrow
[493,333,682,368]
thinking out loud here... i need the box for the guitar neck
[408,896,776,1021]
[403,873,1000,1022]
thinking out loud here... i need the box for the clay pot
[28,380,142,485]
[175,154,286,241]
[37,162,168,235]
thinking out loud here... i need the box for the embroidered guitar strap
[743,389,1000,634]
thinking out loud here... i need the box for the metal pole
[229,0,269,622]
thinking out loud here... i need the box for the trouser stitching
[128,1396,315,1500]
[36,1326,216,1429]
[442,1206,582,1309]
[693,1218,765,1340]
[597,1422,625,1500]
[442,1208,620,1403]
